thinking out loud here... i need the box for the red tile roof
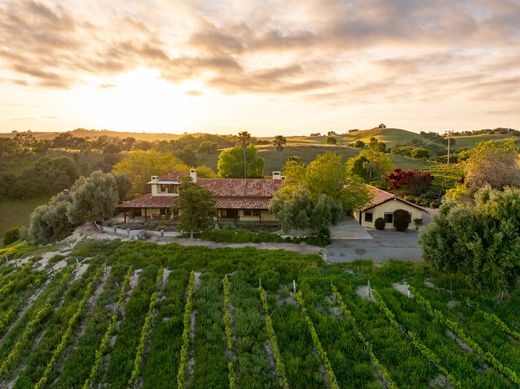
[361,185,425,212]
[198,178,283,197]
[157,171,187,181]
[119,194,177,209]
[120,172,283,210]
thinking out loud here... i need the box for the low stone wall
[101,226,180,239]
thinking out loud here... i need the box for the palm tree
[272,135,287,152]
[237,131,251,178]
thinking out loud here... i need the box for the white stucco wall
[354,199,424,229]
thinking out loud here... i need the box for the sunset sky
[0,0,519,136]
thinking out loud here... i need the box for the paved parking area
[329,217,373,240]
[326,229,422,262]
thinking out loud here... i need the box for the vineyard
[0,240,518,388]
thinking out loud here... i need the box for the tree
[270,152,371,235]
[113,172,132,201]
[386,169,433,196]
[217,145,264,178]
[67,171,121,225]
[368,137,386,152]
[346,148,393,180]
[282,158,306,186]
[464,140,520,193]
[326,136,337,145]
[114,150,188,196]
[420,186,520,297]
[378,123,386,129]
[411,147,430,159]
[237,131,251,178]
[198,141,219,153]
[176,147,198,167]
[352,140,365,149]
[14,131,36,149]
[3,227,20,246]
[176,181,217,238]
[269,186,341,235]
[20,157,79,198]
[272,135,287,152]
[195,165,217,178]
[28,192,74,244]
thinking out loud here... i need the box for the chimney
[151,175,158,182]
[190,168,197,183]
[272,171,282,180]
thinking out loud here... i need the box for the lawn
[0,196,49,238]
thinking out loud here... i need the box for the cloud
[0,0,518,107]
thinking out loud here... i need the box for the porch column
[144,208,147,230]
[123,210,127,223]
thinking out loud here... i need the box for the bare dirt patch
[356,285,376,303]
[392,282,413,298]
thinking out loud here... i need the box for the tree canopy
[217,145,264,178]
[114,150,188,196]
[346,148,393,180]
[464,140,520,193]
[270,152,371,236]
[272,135,287,151]
[420,186,520,296]
[176,181,217,238]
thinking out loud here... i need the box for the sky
[0,0,519,136]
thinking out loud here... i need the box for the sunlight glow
[86,68,198,132]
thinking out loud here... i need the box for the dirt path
[165,238,324,255]
[0,275,53,346]
[186,272,201,385]
[67,225,324,257]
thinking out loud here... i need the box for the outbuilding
[354,185,426,230]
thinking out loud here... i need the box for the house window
[384,213,393,223]
[244,209,261,217]
[365,212,373,222]
[160,208,171,216]
[243,209,252,216]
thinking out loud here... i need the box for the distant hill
[339,127,439,148]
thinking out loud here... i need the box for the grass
[450,134,518,150]
[388,154,435,170]
[0,196,49,239]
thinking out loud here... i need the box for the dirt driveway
[326,229,423,263]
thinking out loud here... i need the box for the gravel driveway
[326,229,423,262]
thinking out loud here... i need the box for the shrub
[393,209,410,231]
[3,227,20,246]
[420,186,520,295]
[375,218,385,230]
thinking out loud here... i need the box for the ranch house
[119,169,284,223]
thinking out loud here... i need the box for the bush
[3,227,20,246]
[375,218,385,230]
[393,209,410,231]
[420,186,520,295]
